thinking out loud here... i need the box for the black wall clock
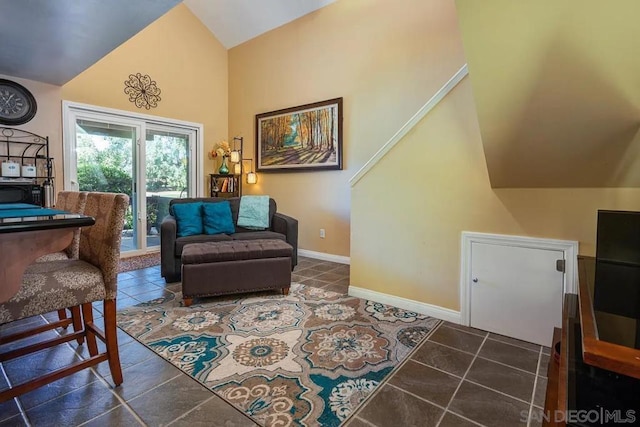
[0,79,37,126]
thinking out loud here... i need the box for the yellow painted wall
[456,0,640,188]
[352,77,640,310]
[228,0,466,256]
[62,4,228,184]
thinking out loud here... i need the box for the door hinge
[556,259,565,273]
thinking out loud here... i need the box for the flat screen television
[594,210,640,348]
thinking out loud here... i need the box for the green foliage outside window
[77,164,132,194]
[76,127,188,231]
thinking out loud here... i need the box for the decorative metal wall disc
[124,73,161,109]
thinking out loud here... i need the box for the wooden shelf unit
[209,173,240,198]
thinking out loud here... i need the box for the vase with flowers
[210,140,231,174]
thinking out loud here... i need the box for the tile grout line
[29,310,158,426]
[474,355,539,376]
[441,324,546,355]
[19,313,105,424]
[446,329,540,354]
[439,324,489,339]
[0,361,32,427]
[347,320,445,425]
[434,333,489,427]
[483,336,542,354]
[426,337,484,356]
[463,378,533,406]
[441,323,489,338]
[386,382,447,410]
[350,415,378,427]
[85,371,184,427]
[164,394,257,427]
[527,346,544,427]
[76,400,146,427]
[408,358,463,379]
[427,338,540,376]
[164,395,219,427]
[442,410,486,427]
[373,381,488,427]
[118,283,165,298]
[40,313,149,427]
[7,317,95,419]
[412,354,538,407]
[5,329,126,426]
[3,272,160,425]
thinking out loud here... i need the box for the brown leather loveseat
[160,197,298,282]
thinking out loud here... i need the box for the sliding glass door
[64,104,201,255]
[145,126,194,249]
[75,118,140,251]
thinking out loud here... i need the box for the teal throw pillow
[203,201,235,235]
[172,202,203,237]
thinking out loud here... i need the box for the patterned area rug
[116,283,441,426]
[118,252,160,273]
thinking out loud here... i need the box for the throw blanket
[237,195,269,230]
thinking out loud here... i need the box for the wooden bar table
[0,203,94,303]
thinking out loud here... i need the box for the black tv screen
[594,210,640,320]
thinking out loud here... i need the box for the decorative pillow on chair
[203,201,235,235]
[172,202,203,237]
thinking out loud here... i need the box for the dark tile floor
[0,256,550,427]
[348,323,550,427]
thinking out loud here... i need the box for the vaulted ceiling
[0,0,336,85]
[0,0,180,85]
[183,0,336,49]
[456,0,640,188]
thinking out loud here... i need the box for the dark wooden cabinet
[543,328,563,427]
[576,257,640,378]
[544,257,640,427]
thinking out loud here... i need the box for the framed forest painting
[256,97,343,172]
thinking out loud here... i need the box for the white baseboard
[348,286,461,324]
[298,249,350,265]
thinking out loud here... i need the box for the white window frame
[62,100,204,196]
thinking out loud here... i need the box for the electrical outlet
[320,228,326,238]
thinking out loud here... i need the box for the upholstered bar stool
[33,191,89,327]
[36,191,89,262]
[0,192,129,402]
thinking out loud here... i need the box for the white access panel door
[470,242,564,346]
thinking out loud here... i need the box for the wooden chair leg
[183,297,193,307]
[81,303,98,356]
[103,299,123,386]
[70,306,84,345]
[57,309,68,329]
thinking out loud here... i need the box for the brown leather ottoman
[181,239,293,307]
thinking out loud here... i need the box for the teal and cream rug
[116,283,441,426]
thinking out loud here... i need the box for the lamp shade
[246,172,257,184]
[230,150,240,163]
[234,163,241,175]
